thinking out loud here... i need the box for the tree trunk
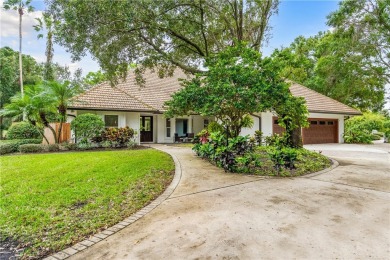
[18,5,25,120]
[291,127,303,148]
[57,121,63,143]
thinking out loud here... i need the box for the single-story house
[67,69,361,144]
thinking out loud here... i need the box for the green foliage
[71,114,105,144]
[94,127,136,147]
[61,142,77,151]
[0,47,42,109]
[47,0,279,81]
[327,0,389,79]
[274,94,309,147]
[264,134,289,148]
[47,144,60,152]
[272,30,387,111]
[0,149,174,259]
[193,132,254,172]
[76,142,93,150]
[83,70,108,87]
[254,130,263,145]
[192,134,330,176]
[7,122,41,139]
[101,126,134,147]
[344,113,386,144]
[267,146,298,172]
[383,120,390,139]
[207,121,224,134]
[19,144,45,153]
[0,139,42,155]
[166,44,292,138]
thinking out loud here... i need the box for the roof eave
[308,109,362,116]
[68,106,163,114]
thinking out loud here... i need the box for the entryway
[140,116,153,142]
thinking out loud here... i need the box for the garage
[272,117,338,144]
[302,118,338,144]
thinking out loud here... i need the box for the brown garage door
[272,117,338,144]
[302,119,338,144]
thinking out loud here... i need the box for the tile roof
[289,82,361,115]
[69,70,361,115]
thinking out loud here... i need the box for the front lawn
[0,149,174,259]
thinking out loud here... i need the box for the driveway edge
[300,158,339,178]
[45,148,182,260]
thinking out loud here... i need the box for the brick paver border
[44,147,182,260]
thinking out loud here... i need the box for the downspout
[250,113,262,132]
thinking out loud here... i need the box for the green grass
[0,149,174,258]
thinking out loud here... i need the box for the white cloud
[0,3,42,38]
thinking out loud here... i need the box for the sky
[1,0,340,75]
[1,0,388,109]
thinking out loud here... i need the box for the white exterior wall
[240,115,261,137]
[261,111,275,138]
[68,110,141,144]
[157,114,174,143]
[68,109,345,144]
[192,115,208,134]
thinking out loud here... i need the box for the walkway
[68,144,389,259]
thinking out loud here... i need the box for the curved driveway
[70,143,390,259]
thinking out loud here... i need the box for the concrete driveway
[70,143,390,260]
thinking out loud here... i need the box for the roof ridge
[289,81,361,113]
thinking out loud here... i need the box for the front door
[140,116,153,142]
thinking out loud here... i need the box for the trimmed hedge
[19,144,46,153]
[7,122,41,140]
[0,139,42,155]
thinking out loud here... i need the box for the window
[166,118,171,137]
[204,119,209,128]
[328,121,334,125]
[319,121,326,125]
[105,115,118,127]
[311,121,318,125]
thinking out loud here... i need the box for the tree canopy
[272,31,387,112]
[327,0,390,76]
[165,44,307,144]
[47,0,279,82]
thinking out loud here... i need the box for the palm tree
[3,0,34,99]
[33,13,55,81]
[0,85,56,144]
[45,81,76,143]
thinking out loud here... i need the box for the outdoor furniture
[174,133,180,143]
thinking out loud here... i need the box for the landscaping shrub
[60,142,77,151]
[207,121,224,134]
[193,132,329,176]
[193,132,254,172]
[19,144,45,153]
[344,113,386,144]
[47,144,60,152]
[264,133,289,148]
[77,142,94,150]
[7,122,41,140]
[0,139,42,155]
[254,130,263,145]
[71,113,105,144]
[93,127,135,148]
